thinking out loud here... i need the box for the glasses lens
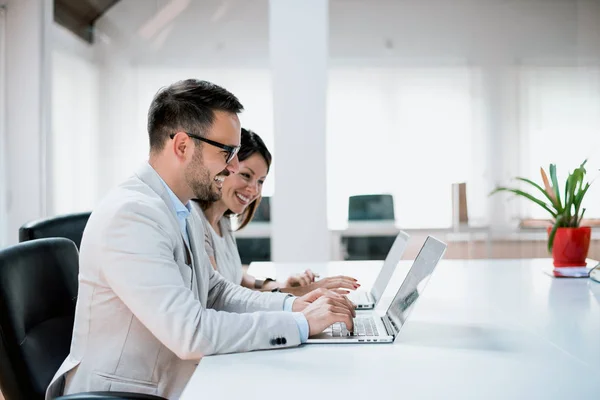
[226,147,240,164]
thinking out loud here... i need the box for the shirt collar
[156,174,191,219]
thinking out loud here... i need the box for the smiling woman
[192,128,359,296]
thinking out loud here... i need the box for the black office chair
[344,194,397,260]
[348,194,395,221]
[55,393,167,400]
[19,212,92,249]
[0,238,165,400]
[237,196,272,263]
[236,238,271,264]
[251,196,271,222]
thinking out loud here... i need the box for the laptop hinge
[382,314,396,337]
[368,291,376,305]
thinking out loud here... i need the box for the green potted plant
[491,160,593,267]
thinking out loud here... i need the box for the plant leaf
[564,173,577,223]
[539,167,558,208]
[515,177,559,212]
[578,208,587,226]
[573,182,590,224]
[548,215,564,253]
[549,164,562,210]
[491,187,557,219]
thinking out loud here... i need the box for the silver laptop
[347,231,410,309]
[307,236,447,344]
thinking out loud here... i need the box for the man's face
[185,111,241,202]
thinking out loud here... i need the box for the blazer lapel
[186,210,204,299]
[135,163,182,240]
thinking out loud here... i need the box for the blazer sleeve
[99,199,301,360]
[206,265,293,313]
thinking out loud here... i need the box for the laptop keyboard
[330,317,380,337]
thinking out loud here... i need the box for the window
[326,67,485,229]
[519,67,600,220]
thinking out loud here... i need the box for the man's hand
[292,288,356,336]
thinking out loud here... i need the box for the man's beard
[185,150,228,202]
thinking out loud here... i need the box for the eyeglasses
[170,132,240,164]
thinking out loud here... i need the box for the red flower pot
[547,226,591,267]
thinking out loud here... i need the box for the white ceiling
[91,0,600,67]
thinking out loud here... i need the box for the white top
[197,208,243,285]
[181,258,600,400]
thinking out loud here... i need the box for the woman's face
[221,153,269,215]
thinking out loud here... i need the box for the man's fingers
[328,305,353,316]
[326,294,356,316]
[333,313,354,331]
[342,296,357,317]
[323,295,356,316]
[301,287,328,302]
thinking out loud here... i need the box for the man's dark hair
[147,79,244,152]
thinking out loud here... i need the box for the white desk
[181,259,600,400]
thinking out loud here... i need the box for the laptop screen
[370,231,410,303]
[385,236,447,336]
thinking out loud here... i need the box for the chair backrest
[0,238,79,400]
[251,197,271,223]
[342,235,398,260]
[236,238,271,264]
[55,392,168,400]
[348,194,395,221]
[19,212,92,249]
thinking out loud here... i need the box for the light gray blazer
[46,163,300,400]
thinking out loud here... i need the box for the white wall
[269,0,330,261]
[51,24,99,214]
[3,0,52,245]
[87,0,600,233]
[1,0,598,247]
[0,0,101,245]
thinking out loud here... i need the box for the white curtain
[52,49,100,215]
[327,67,485,229]
[519,66,600,220]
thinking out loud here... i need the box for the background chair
[19,212,92,249]
[0,238,165,400]
[236,196,272,263]
[348,194,395,221]
[55,393,168,400]
[251,196,271,222]
[344,194,397,260]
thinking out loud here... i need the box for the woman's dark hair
[198,128,272,230]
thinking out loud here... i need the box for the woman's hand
[282,274,360,297]
[284,269,318,287]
